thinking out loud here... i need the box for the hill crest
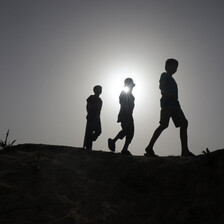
[0,144,224,224]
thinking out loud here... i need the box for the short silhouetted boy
[83,85,102,150]
[108,78,135,155]
[145,59,194,157]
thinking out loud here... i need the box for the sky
[1,0,224,156]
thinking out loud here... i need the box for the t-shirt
[117,91,135,122]
[86,95,102,120]
[160,72,180,108]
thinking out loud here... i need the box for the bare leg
[180,121,194,156]
[83,121,93,150]
[146,124,167,152]
[120,138,132,155]
[113,133,121,142]
[121,139,130,152]
[108,131,125,152]
[180,125,188,154]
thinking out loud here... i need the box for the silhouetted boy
[83,85,102,150]
[108,78,135,155]
[145,59,194,157]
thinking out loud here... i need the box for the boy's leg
[172,108,195,156]
[145,124,167,155]
[180,120,194,156]
[108,130,125,152]
[84,121,93,150]
[83,122,88,148]
[180,122,188,155]
[121,120,134,155]
[120,139,132,155]
[92,118,102,141]
[145,108,169,156]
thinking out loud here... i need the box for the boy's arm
[99,99,103,111]
[86,96,92,113]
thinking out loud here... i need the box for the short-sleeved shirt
[117,91,135,123]
[86,95,102,120]
[160,72,180,108]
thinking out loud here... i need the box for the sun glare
[103,61,155,109]
[123,86,130,93]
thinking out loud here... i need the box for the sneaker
[108,138,115,152]
[144,148,158,157]
[121,150,132,156]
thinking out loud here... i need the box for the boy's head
[165,58,179,75]
[124,78,135,92]
[124,78,135,88]
[93,85,102,96]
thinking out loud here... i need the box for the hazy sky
[1,0,224,155]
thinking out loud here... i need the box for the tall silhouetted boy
[145,59,194,157]
[83,85,102,150]
[108,78,135,155]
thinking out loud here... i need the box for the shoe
[108,138,115,152]
[121,150,132,156]
[144,148,158,157]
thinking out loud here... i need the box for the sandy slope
[0,144,224,224]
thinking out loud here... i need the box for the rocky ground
[0,144,224,224]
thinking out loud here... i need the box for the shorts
[117,118,134,142]
[160,107,187,128]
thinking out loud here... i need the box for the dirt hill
[0,144,224,224]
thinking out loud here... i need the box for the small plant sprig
[0,129,16,150]
[202,148,210,155]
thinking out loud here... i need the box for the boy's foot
[121,150,132,156]
[144,147,158,157]
[108,138,115,152]
[181,151,195,157]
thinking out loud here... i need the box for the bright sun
[105,73,146,107]
[123,86,130,93]
[103,61,154,108]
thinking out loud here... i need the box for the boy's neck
[166,72,174,76]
